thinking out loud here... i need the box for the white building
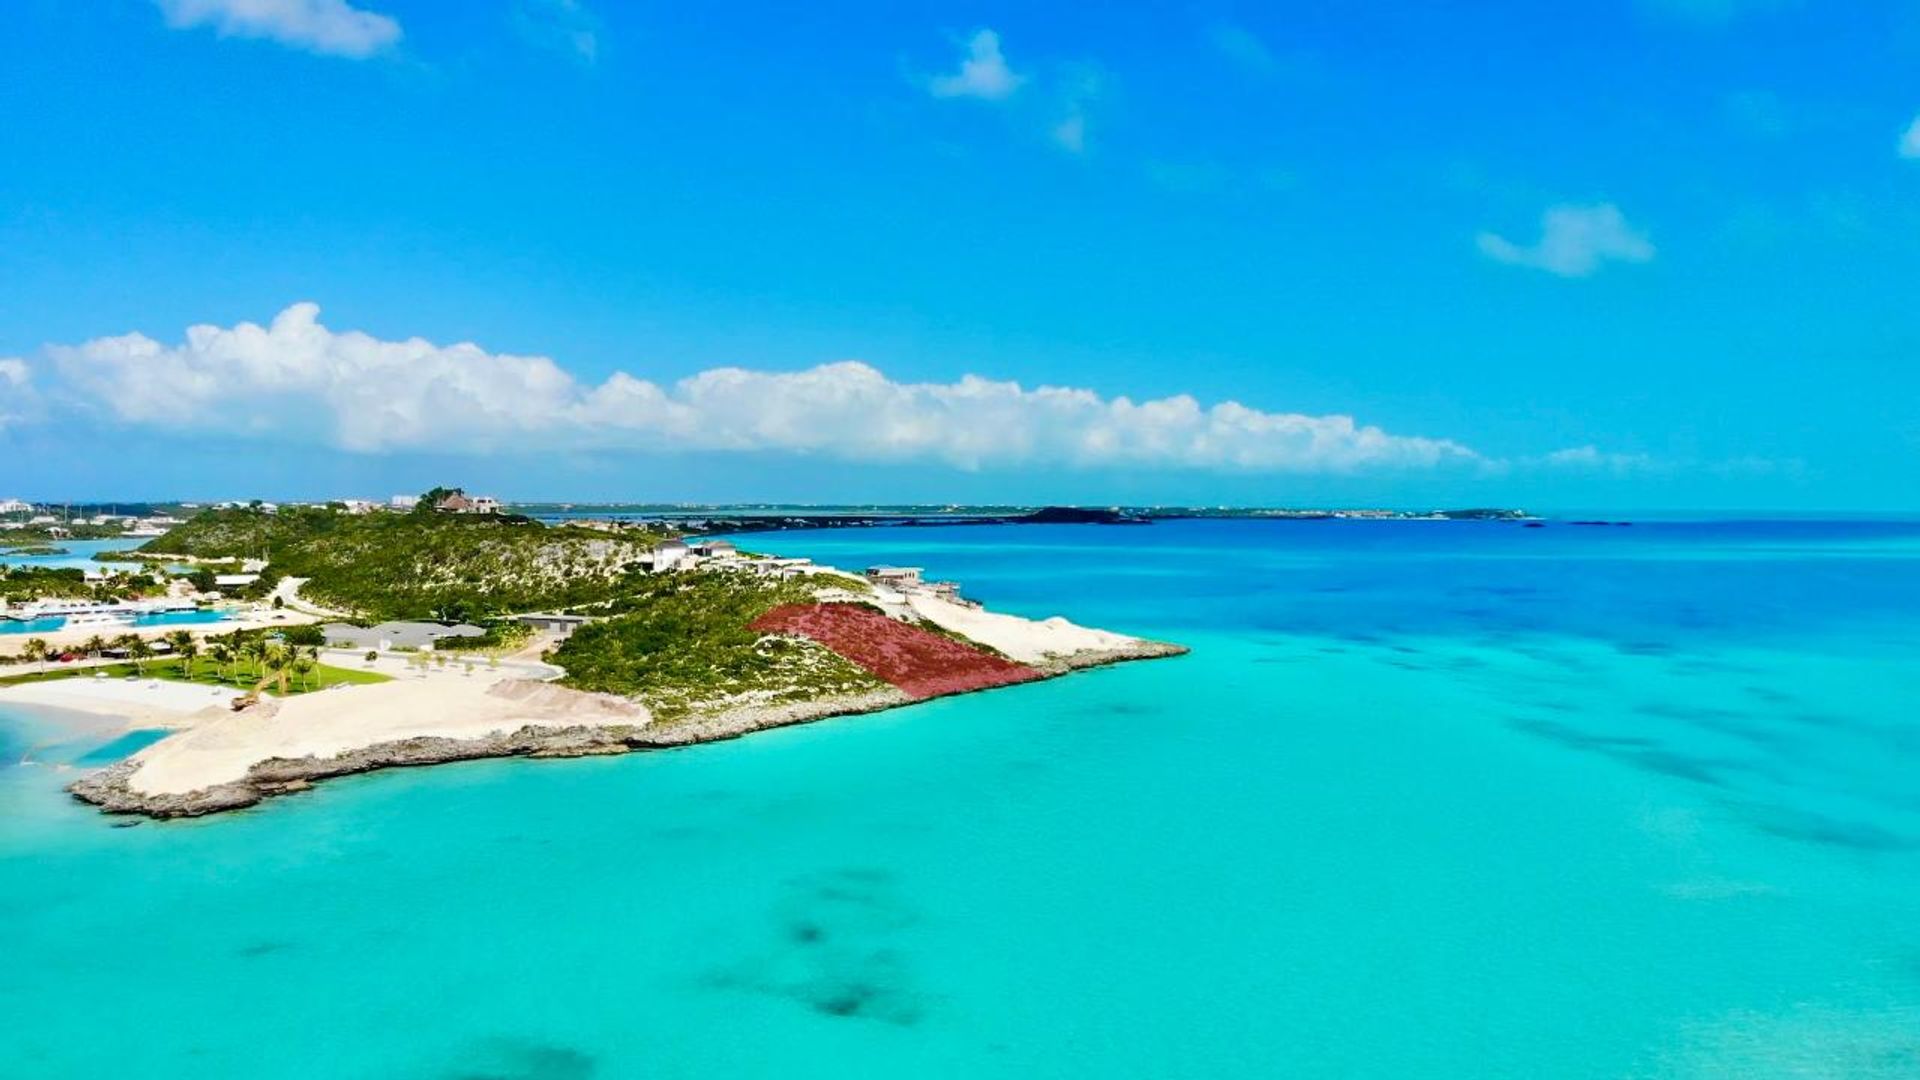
[650,540,690,571]
[866,566,924,588]
[0,498,31,515]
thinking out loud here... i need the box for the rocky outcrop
[66,641,1187,820]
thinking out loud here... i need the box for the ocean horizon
[4,517,1919,1077]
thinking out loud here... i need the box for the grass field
[0,657,391,695]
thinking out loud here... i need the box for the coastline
[63,640,1185,818]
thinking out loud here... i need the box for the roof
[321,621,488,649]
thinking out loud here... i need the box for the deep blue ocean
[3,518,1919,1077]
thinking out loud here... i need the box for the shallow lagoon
[3,519,1918,1077]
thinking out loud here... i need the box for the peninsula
[1,490,1183,818]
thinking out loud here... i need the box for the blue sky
[1,0,1917,510]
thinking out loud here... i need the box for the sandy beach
[904,593,1145,664]
[0,676,235,729]
[122,672,651,797]
[34,583,1183,818]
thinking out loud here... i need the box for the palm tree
[291,650,316,692]
[126,637,154,677]
[264,645,295,696]
[240,636,269,682]
[81,635,108,661]
[165,629,197,679]
[22,637,50,675]
[208,640,236,686]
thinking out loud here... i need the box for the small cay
[39,497,1185,819]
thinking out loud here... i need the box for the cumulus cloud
[1539,445,1658,472]
[512,0,599,64]
[35,303,1479,473]
[929,29,1024,101]
[1900,116,1920,160]
[154,0,400,58]
[0,358,36,428]
[1206,22,1277,75]
[1048,62,1107,155]
[1477,203,1655,278]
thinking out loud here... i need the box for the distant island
[1,490,1185,818]
[511,503,1532,535]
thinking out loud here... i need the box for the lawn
[0,656,391,694]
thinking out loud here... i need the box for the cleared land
[751,603,1043,698]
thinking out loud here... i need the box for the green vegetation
[0,656,388,694]
[450,619,535,654]
[143,505,670,621]
[551,573,882,720]
[1,566,169,603]
[0,524,127,544]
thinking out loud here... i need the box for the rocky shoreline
[67,641,1187,819]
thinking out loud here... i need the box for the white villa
[649,540,691,571]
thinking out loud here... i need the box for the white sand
[124,672,650,797]
[0,677,234,728]
[904,593,1143,664]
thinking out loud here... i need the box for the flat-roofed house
[650,540,690,571]
[513,613,590,636]
[866,566,923,588]
[321,621,487,652]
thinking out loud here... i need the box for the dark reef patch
[446,1037,596,1080]
[702,867,928,1026]
[1752,810,1914,853]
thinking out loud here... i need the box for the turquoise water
[3,519,1919,1077]
[0,609,235,637]
[0,537,156,572]
[2,538,224,636]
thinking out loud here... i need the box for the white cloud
[513,0,599,64]
[37,303,1479,473]
[1540,445,1658,472]
[1048,62,1107,155]
[0,358,38,429]
[1206,22,1276,75]
[929,29,1024,101]
[1477,203,1656,278]
[1051,114,1086,153]
[154,0,400,58]
[1900,116,1920,160]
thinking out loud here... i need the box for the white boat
[4,599,131,620]
[62,611,138,629]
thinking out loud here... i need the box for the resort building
[433,492,503,515]
[512,612,590,636]
[649,540,690,571]
[0,498,31,515]
[866,566,924,588]
[320,621,487,652]
[691,539,738,559]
